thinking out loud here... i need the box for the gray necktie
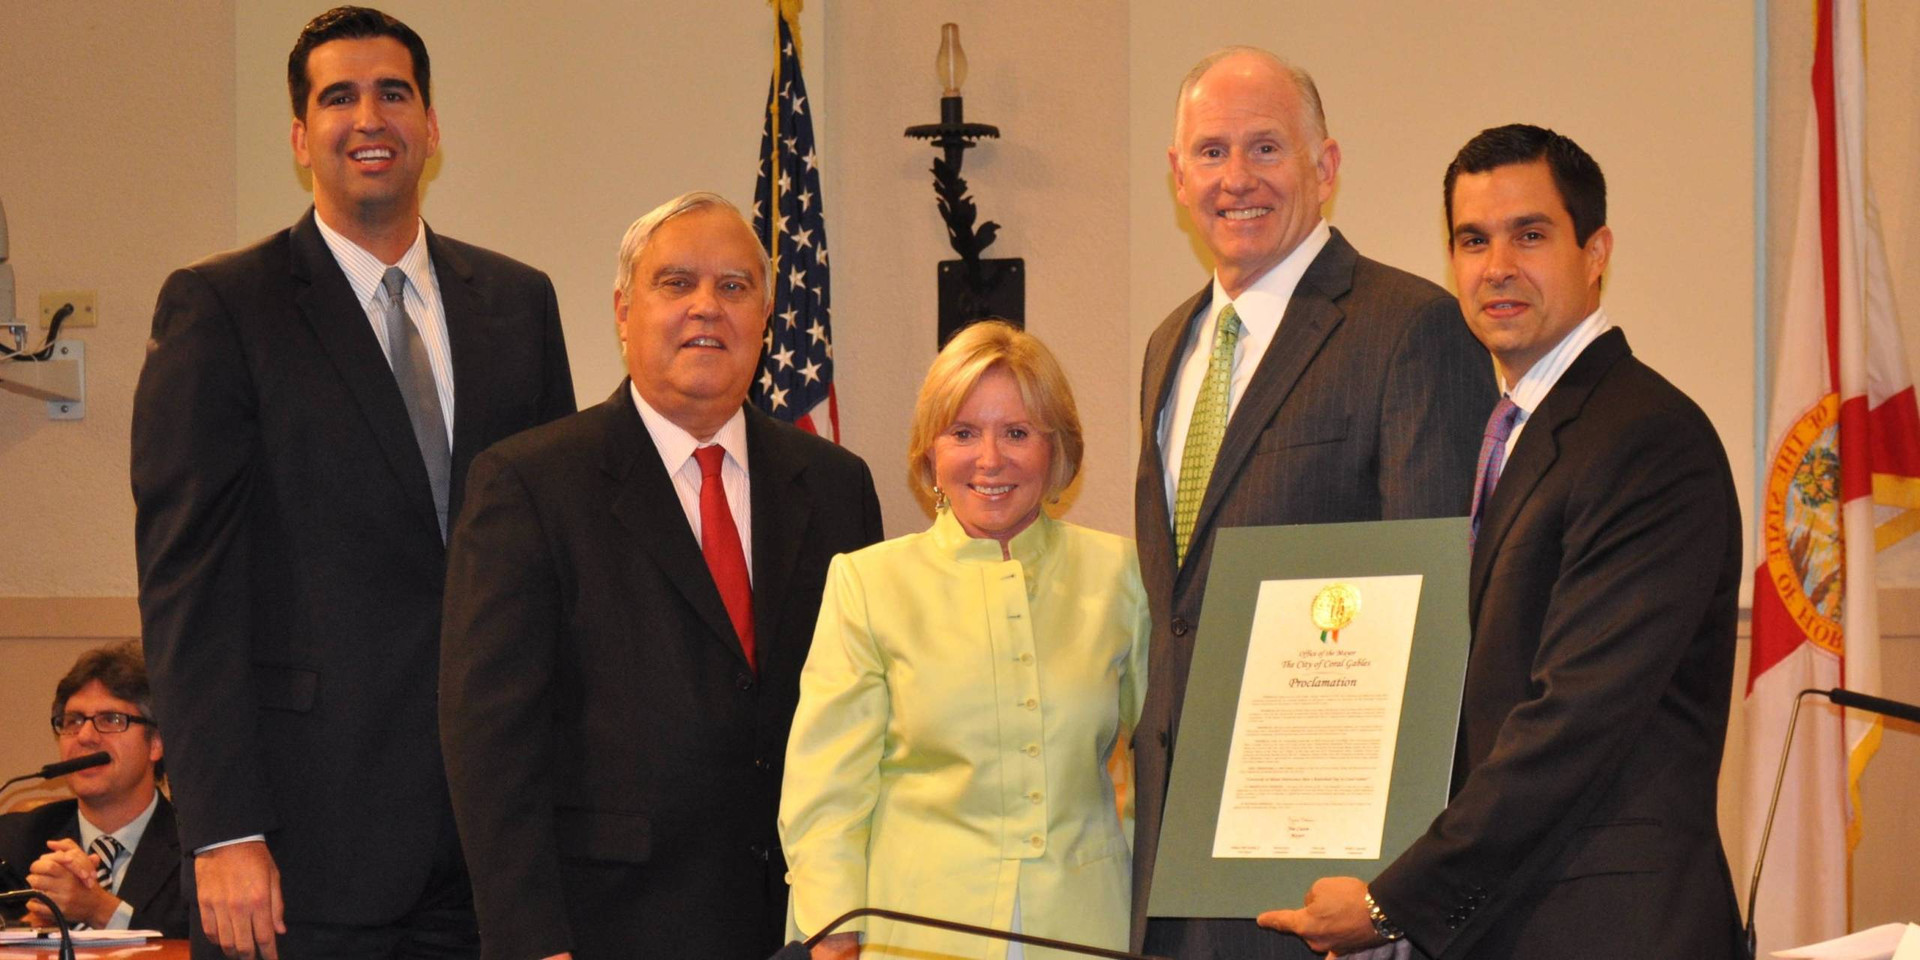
[381,267,450,541]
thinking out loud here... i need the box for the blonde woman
[780,321,1149,959]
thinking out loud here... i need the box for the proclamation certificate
[1146,518,1469,919]
[1212,574,1423,859]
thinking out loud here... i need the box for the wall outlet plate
[41,290,97,328]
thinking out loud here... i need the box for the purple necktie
[1469,396,1522,548]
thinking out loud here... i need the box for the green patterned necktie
[1173,305,1242,565]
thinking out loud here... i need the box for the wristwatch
[1365,892,1405,942]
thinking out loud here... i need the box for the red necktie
[694,445,755,670]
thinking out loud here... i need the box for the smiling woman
[780,320,1150,960]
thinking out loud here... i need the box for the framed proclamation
[1146,517,1472,918]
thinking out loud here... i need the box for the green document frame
[1147,517,1472,918]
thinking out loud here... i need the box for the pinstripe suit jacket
[1131,228,1496,958]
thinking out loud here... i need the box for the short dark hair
[53,641,161,776]
[287,6,432,119]
[1444,123,1607,246]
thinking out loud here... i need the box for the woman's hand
[811,932,860,960]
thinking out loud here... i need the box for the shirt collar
[1502,307,1612,417]
[1207,218,1332,339]
[629,382,750,474]
[929,505,1059,568]
[313,212,431,306]
[77,789,160,853]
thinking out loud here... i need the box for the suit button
[749,843,769,861]
[1024,743,1040,757]
[736,672,754,690]
[753,756,771,771]
[1157,730,1169,748]
[1171,618,1190,637]
[1029,835,1044,849]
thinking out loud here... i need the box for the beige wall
[824,0,1133,536]
[0,2,235,596]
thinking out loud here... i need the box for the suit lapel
[434,227,486,516]
[602,385,748,666]
[288,209,441,542]
[1138,286,1209,593]
[112,795,178,915]
[1185,233,1356,577]
[1468,329,1633,613]
[746,407,810,671]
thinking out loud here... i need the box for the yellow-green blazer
[780,510,1150,959]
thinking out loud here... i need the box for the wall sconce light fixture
[905,23,1023,345]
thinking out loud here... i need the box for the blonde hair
[907,320,1084,505]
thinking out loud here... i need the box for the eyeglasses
[50,712,157,737]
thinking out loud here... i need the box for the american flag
[750,10,838,441]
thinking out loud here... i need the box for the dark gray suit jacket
[1131,229,1495,958]
[0,795,188,938]
[439,387,884,960]
[132,209,576,928]
[1369,329,1744,959]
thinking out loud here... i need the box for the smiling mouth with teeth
[971,484,1015,496]
[684,336,725,349]
[351,147,394,161]
[1221,207,1271,220]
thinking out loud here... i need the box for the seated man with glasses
[0,641,186,936]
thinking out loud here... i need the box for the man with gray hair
[439,191,883,960]
[1131,48,1494,958]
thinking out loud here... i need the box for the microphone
[1744,687,1920,958]
[0,889,77,960]
[1824,687,1920,725]
[769,906,1171,960]
[0,751,110,793]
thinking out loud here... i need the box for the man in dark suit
[131,8,575,959]
[1132,46,1494,959]
[1257,125,1744,959]
[438,191,884,960]
[1,642,186,938]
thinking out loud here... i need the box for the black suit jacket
[1369,329,1744,959]
[1131,230,1496,957]
[131,209,576,926]
[439,387,885,960]
[0,795,188,937]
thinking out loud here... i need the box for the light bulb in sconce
[936,23,968,96]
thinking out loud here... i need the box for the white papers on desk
[0,928,163,948]
[1773,923,1920,960]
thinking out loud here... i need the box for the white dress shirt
[630,385,754,579]
[314,213,456,444]
[1158,220,1333,512]
[1498,307,1612,459]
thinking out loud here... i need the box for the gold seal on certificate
[1310,583,1361,643]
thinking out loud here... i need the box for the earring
[932,485,949,512]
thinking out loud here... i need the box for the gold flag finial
[769,0,804,59]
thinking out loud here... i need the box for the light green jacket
[780,510,1150,959]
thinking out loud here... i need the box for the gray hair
[613,191,773,307]
[1173,46,1328,146]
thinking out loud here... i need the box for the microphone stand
[1745,687,1920,959]
[0,889,77,960]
